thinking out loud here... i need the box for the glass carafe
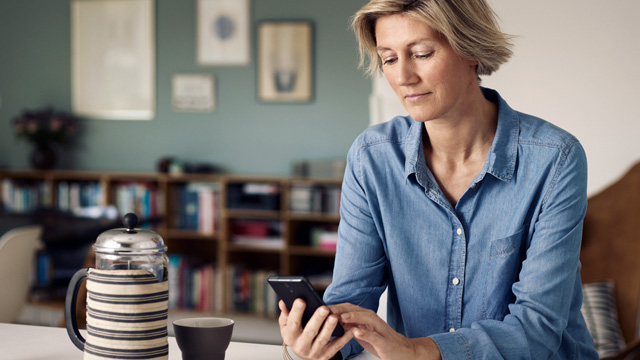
[94,213,168,281]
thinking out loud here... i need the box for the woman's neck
[423,90,498,166]
[421,89,498,207]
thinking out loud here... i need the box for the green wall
[0,0,371,175]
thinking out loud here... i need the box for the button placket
[445,222,466,332]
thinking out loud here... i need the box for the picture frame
[257,21,313,103]
[171,74,216,113]
[71,0,155,120]
[197,0,250,66]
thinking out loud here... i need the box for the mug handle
[65,267,90,351]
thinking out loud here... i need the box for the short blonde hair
[352,0,514,77]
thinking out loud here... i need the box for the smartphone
[267,275,345,337]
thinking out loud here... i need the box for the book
[115,181,162,221]
[227,265,279,316]
[289,184,342,214]
[175,182,220,233]
[167,254,222,312]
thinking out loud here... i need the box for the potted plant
[13,108,78,169]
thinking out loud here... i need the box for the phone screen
[267,275,345,337]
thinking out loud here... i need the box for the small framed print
[197,0,250,66]
[172,74,215,112]
[258,21,313,103]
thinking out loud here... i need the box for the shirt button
[456,228,462,235]
[449,328,456,332]
[452,278,460,285]
[470,183,476,188]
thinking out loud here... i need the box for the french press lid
[94,213,167,255]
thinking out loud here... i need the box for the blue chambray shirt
[324,88,598,359]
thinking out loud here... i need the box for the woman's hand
[278,299,354,360]
[330,303,442,360]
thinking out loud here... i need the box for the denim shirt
[324,88,598,359]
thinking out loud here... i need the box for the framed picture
[197,0,250,66]
[257,21,313,103]
[172,74,216,113]
[71,0,155,120]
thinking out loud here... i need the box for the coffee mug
[173,317,234,360]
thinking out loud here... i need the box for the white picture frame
[172,74,216,113]
[71,0,155,120]
[258,21,313,103]
[197,0,250,66]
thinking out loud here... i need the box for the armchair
[0,225,43,323]
[581,162,640,359]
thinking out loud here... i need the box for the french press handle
[65,267,90,351]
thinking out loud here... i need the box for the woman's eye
[415,52,433,59]
[382,58,397,65]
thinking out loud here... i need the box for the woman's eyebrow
[376,39,436,52]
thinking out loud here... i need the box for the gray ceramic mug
[173,317,235,360]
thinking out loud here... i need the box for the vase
[30,142,57,170]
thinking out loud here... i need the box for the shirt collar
[482,88,518,182]
[403,87,519,183]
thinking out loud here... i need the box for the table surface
[0,323,377,360]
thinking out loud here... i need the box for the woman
[278,1,598,359]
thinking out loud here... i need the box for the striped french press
[66,213,169,360]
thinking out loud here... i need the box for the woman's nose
[396,58,418,86]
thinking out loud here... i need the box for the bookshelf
[0,169,342,317]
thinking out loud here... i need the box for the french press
[65,213,169,360]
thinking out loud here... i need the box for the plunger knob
[123,213,139,232]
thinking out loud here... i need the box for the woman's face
[375,14,479,123]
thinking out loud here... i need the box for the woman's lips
[404,92,431,103]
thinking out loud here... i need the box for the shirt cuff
[429,332,473,360]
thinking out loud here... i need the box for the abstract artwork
[71,0,155,120]
[257,21,313,103]
[197,0,250,66]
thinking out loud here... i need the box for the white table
[0,323,377,359]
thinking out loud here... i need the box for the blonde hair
[352,0,514,78]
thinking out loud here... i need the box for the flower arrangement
[13,108,78,146]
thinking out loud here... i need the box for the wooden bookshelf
[0,169,341,316]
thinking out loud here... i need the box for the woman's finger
[310,313,338,350]
[278,300,293,344]
[300,306,330,342]
[328,302,361,314]
[282,299,305,343]
[325,325,358,358]
[278,300,289,327]
[338,307,381,327]
[353,326,381,343]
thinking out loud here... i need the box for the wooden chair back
[580,162,640,344]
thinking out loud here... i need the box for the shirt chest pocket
[482,226,526,320]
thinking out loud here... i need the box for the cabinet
[0,169,341,317]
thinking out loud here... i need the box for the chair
[0,225,43,323]
[581,162,640,359]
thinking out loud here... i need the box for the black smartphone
[267,275,345,337]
